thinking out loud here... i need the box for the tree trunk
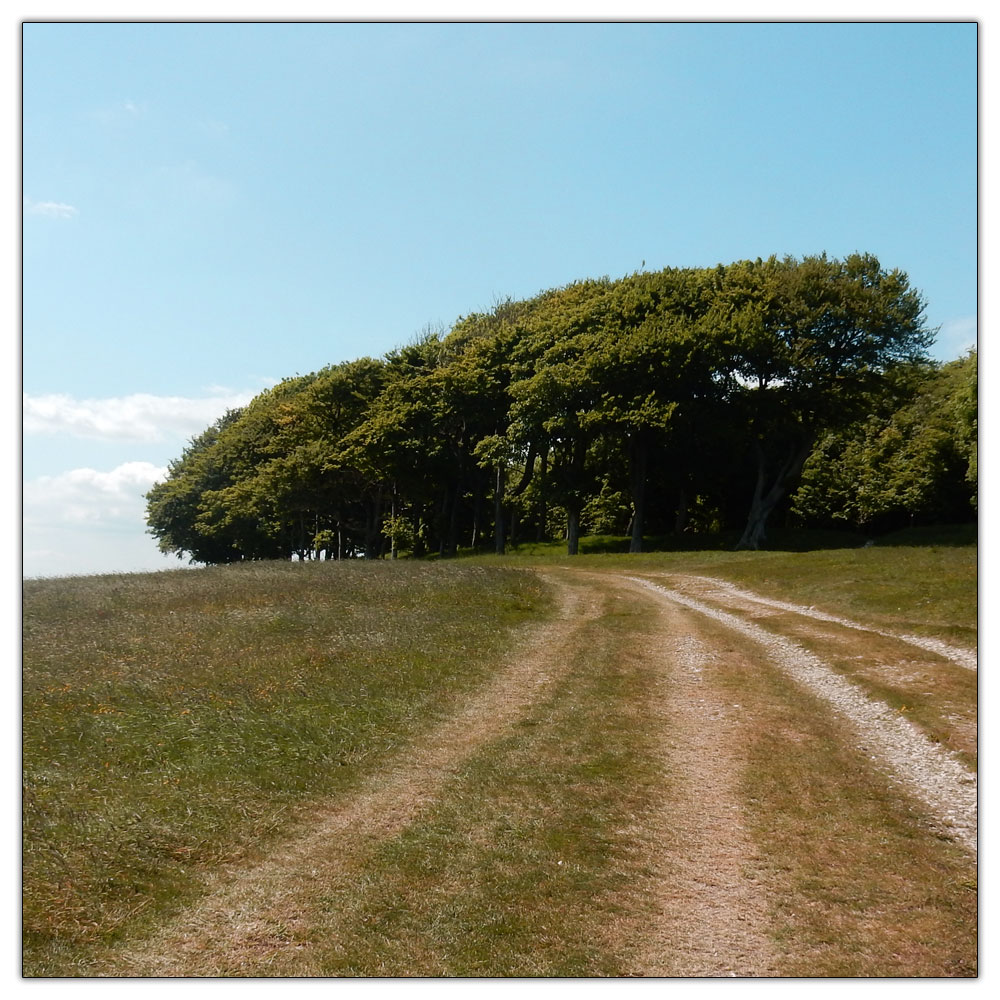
[494,465,506,555]
[673,488,688,534]
[412,505,426,558]
[366,483,384,559]
[567,508,580,556]
[390,483,398,560]
[566,438,586,556]
[536,450,549,541]
[629,436,648,554]
[437,487,449,558]
[446,481,460,558]
[471,469,488,550]
[736,439,813,550]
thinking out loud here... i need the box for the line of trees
[146,253,976,563]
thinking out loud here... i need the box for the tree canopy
[147,254,973,563]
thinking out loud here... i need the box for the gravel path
[629,576,978,855]
[684,575,977,671]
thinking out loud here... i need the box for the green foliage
[792,353,977,531]
[381,513,415,552]
[147,255,964,563]
[581,479,632,536]
[145,409,249,564]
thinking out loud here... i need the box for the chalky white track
[689,574,977,671]
[628,576,977,855]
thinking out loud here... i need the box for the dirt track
[102,569,977,977]
[631,574,977,855]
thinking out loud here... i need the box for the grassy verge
[670,544,977,646]
[22,560,550,976]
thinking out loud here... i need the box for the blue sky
[21,19,979,578]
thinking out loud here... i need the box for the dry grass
[101,576,591,976]
[259,572,665,977]
[657,576,978,771]
[764,619,977,768]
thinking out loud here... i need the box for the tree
[231,358,387,558]
[504,279,617,554]
[147,254,946,564]
[791,352,977,532]
[145,408,249,563]
[706,254,933,549]
[587,269,721,550]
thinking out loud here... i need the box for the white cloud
[23,390,258,444]
[22,462,182,578]
[24,197,78,219]
[23,461,168,529]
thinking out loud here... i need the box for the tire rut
[629,576,977,856]
[678,575,976,671]
[603,574,780,977]
[103,575,592,977]
[667,574,977,764]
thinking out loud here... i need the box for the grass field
[22,561,550,975]
[22,527,977,977]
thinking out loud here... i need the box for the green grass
[23,528,977,976]
[22,560,551,976]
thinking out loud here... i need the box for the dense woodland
[146,254,977,563]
